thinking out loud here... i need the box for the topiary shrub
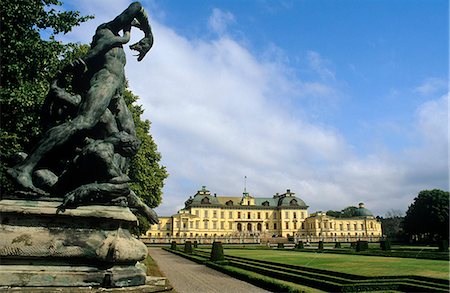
[350,242,356,249]
[334,242,341,248]
[318,241,324,251]
[277,243,284,249]
[194,240,198,248]
[210,241,225,262]
[296,241,304,249]
[380,240,391,251]
[356,240,368,252]
[170,241,177,250]
[184,241,193,254]
[438,240,448,252]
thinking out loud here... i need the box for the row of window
[307,222,375,230]
[193,210,306,220]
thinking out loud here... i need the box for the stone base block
[0,198,149,288]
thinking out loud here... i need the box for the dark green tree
[326,206,358,218]
[124,89,168,234]
[380,209,405,240]
[403,189,449,242]
[1,0,92,191]
[1,2,168,236]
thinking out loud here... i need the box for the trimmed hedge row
[293,246,449,260]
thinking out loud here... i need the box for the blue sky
[59,0,448,217]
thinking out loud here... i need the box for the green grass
[223,249,449,280]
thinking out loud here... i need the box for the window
[285,211,289,218]
[229,222,233,229]
[195,210,199,216]
[195,221,199,229]
[213,210,217,218]
[237,223,242,231]
[247,201,250,205]
[201,197,210,204]
[347,224,350,230]
[285,222,289,229]
[266,223,269,229]
[290,199,298,206]
[229,211,233,218]
[257,212,261,219]
[247,223,252,231]
[274,223,277,229]
[204,210,209,218]
[301,212,305,219]
[361,224,364,230]
[247,212,251,219]
[220,222,224,229]
[213,222,217,229]
[273,213,277,219]
[221,211,224,218]
[257,223,262,231]
[189,222,193,228]
[370,222,374,229]
[293,212,297,219]
[265,212,269,219]
[226,200,233,206]
[238,212,241,219]
[301,222,304,229]
[293,222,297,229]
[354,224,357,230]
[183,223,187,229]
[262,201,270,206]
[204,221,209,229]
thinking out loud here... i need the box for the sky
[57,0,448,217]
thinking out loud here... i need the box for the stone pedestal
[0,198,148,288]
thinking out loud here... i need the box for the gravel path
[148,248,270,293]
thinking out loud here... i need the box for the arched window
[247,223,252,231]
[226,200,233,206]
[262,201,270,206]
[237,223,242,231]
[257,223,262,231]
[290,199,298,206]
[201,197,210,204]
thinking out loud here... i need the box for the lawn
[223,249,449,280]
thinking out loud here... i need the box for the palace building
[145,186,382,241]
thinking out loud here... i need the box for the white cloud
[208,8,235,35]
[414,77,447,96]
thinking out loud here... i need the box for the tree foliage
[403,189,449,241]
[1,1,168,226]
[326,206,358,218]
[124,89,168,209]
[380,209,405,240]
[1,0,92,191]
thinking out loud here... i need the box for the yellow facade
[145,187,382,241]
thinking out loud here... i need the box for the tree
[326,206,358,218]
[1,0,92,191]
[380,209,404,240]
[124,89,168,234]
[1,2,168,235]
[403,189,449,242]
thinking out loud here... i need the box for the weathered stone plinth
[0,198,148,288]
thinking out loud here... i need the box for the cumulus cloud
[58,2,448,217]
[414,77,447,96]
[208,8,235,35]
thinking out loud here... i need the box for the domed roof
[278,196,308,208]
[354,203,373,217]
